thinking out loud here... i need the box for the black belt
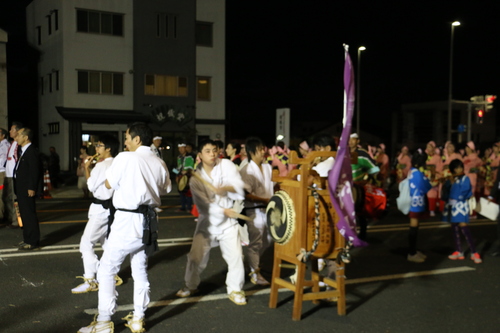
[92,198,115,238]
[117,205,159,257]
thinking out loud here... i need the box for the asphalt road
[1,193,500,333]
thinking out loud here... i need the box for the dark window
[173,15,177,38]
[165,14,169,38]
[101,13,112,34]
[78,71,88,93]
[113,73,123,95]
[55,70,59,90]
[48,122,60,134]
[156,14,161,37]
[76,10,88,32]
[36,26,41,45]
[53,10,59,30]
[196,21,213,47]
[76,9,123,36]
[40,77,44,95]
[112,14,123,36]
[88,11,100,33]
[47,15,52,35]
[78,70,123,95]
[49,73,53,92]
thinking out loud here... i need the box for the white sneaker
[122,312,145,333]
[176,286,198,298]
[114,275,123,286]
[78,319,114,333]
[72,277,98,294]
[318,258,326,271]
[416,251,427,259]
[229,291,247,305]
[407,253,425,263]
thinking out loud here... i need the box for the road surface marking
[83,266,475,315]
[0,237,193,258]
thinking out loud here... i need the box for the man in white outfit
[239,137,274,286]
[78,123,171,333]
[72,135,121,294]
[176,139,247,305]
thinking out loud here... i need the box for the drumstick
[191,171,218,193]
[236,214,252,221]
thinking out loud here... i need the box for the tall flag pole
[327,44,368,247]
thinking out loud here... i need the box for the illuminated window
[197,77,211,101]
[144,74,188,97]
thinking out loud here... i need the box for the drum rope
[297,189,320,263]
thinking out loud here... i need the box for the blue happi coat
[409,168,432,213]
[442,174,473,223]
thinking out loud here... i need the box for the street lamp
[356,46,366,135]
[447,21,460,141]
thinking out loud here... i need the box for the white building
[0,28,7,130]
[26,0,225,170]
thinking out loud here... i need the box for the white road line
[0,238,193,258]
[83,266,476,315]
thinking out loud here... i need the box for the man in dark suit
[14,127,41,251]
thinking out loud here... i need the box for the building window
[173,15,177,38]
[49,73,53,92]
[48,122,60,134]
[196,21,213,47]
[156,14,161,37]
[165,14,169,38]
[77,70,124,95]
[36,26,41,45]
[54,70,59,90]
[76,9,124,36]
[47,15,52,35]
[40,77,44,95]
[53,10,59,31]
[144,74,188,97]
[197,77,211,101]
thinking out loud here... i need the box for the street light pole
[447,21,460,141]
[356,46,366,135]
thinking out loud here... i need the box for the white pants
[79,203,109,278]
[245,209,272,271]
[97,231,148,321]
[184,223,244,294]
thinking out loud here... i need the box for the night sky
[2,1,500,147]
[226,1,500,145]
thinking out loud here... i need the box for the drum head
[178,175,188,192]
[266,190,295,245]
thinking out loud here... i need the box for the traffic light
[477,109,484,124]
[486,94,497,110]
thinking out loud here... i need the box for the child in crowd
[442,159,482,264]
[407,151,432,263]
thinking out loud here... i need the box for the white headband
[153,136,162,140]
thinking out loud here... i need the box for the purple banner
[327,45,368,247]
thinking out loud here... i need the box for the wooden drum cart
[267,150,351,320]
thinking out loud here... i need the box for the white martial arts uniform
[184,158,245,294]
[96,146,171,321]
[239,160,274,271]
[79,157,114,279]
